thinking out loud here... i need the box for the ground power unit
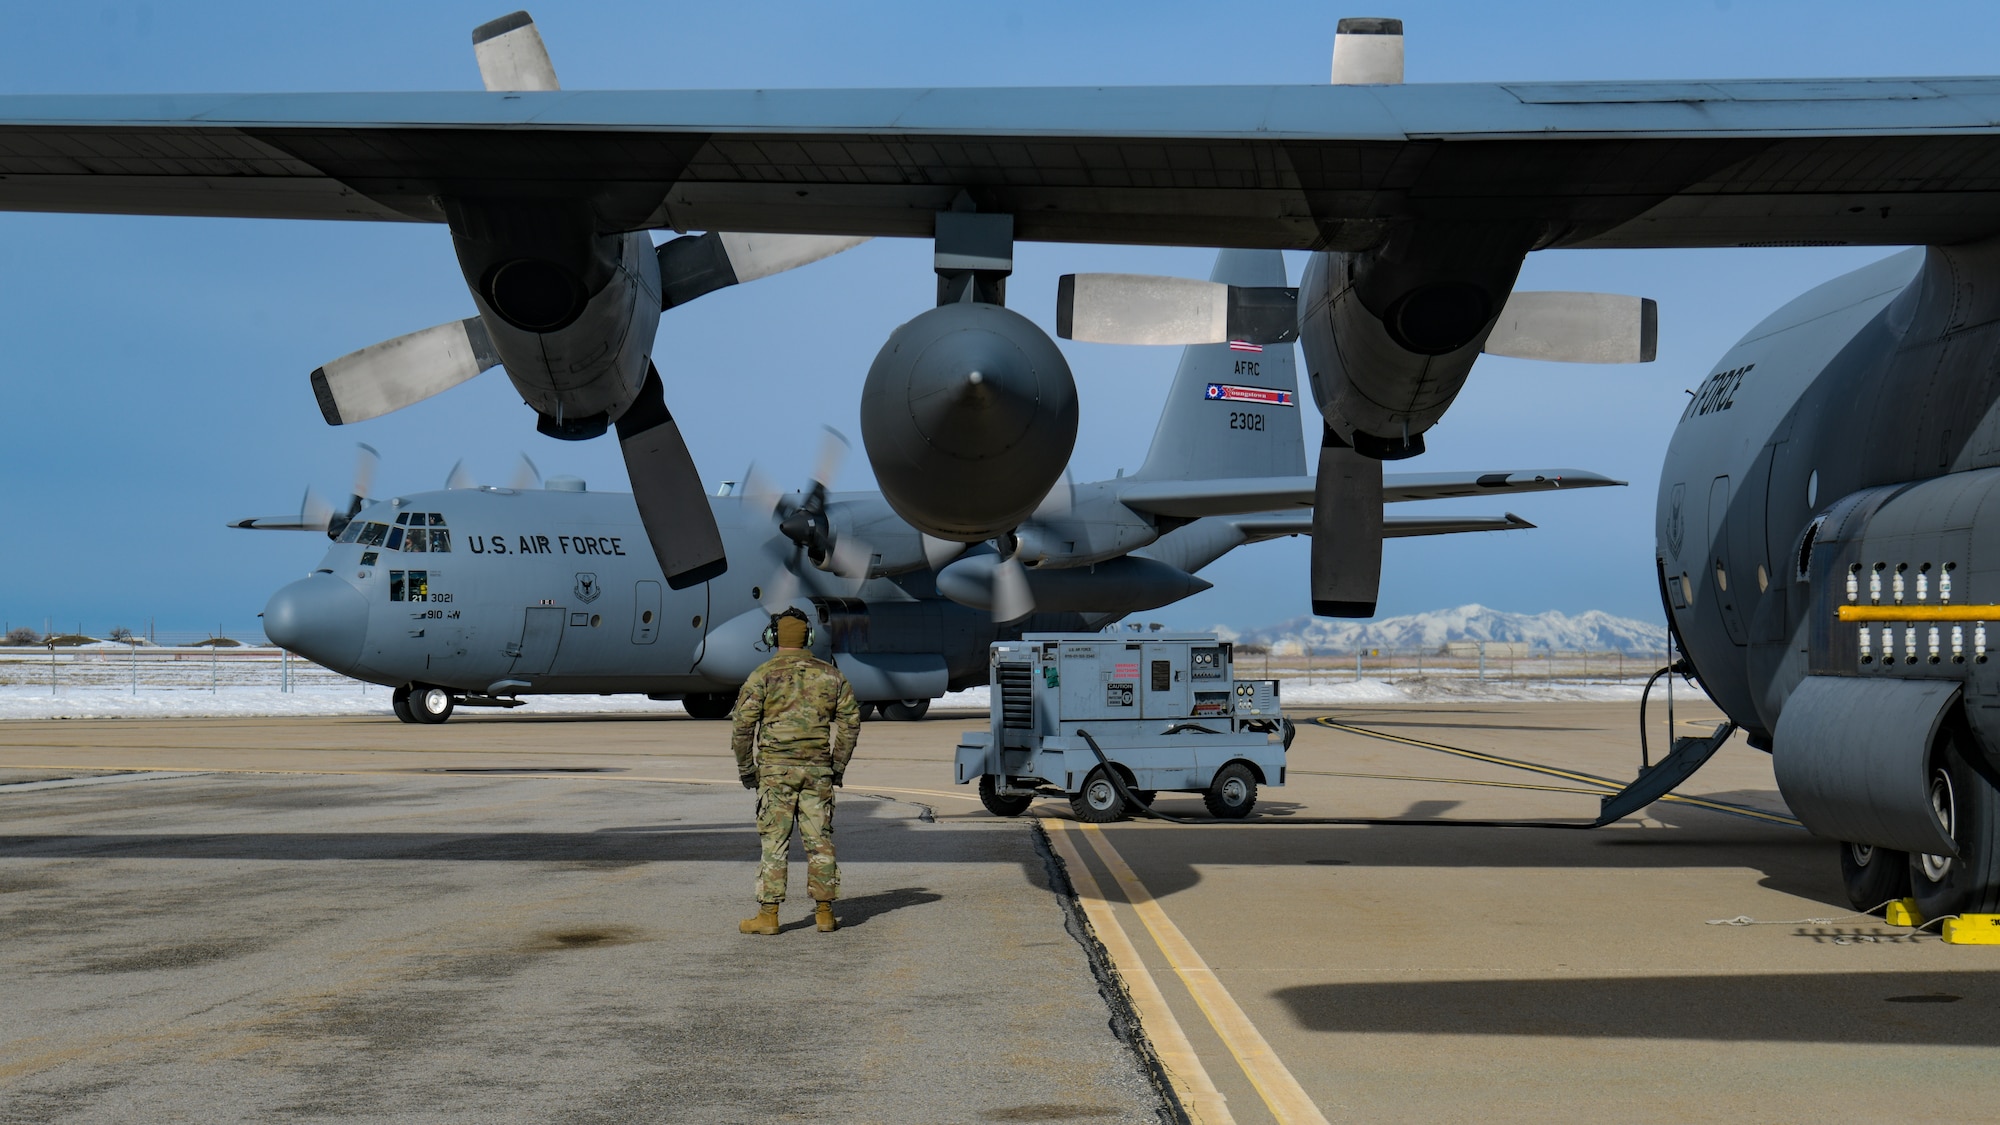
[955,633,1289,821]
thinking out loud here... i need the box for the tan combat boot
[738,903,779,935]
[815,901,839,933]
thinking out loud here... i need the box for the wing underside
[1115,469,1622,519]
[2,79,2000,247]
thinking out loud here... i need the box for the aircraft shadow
[1271,972,2000,1045]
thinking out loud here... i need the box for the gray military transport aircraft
[239,250,1618,725]
[22,9,1959,622]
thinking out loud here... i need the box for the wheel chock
[1941,914,2000,945]
[1885,898,1924,927]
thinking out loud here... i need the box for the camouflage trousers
[754,763,838,904]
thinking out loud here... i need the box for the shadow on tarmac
[1272,973,2000,1044]
[776,887,945,932]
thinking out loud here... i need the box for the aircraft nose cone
[263,576,368,673]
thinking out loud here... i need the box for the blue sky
[0,0,1991,638]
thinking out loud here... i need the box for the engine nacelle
[1298,229,1527,459]
[446,200,662,440]
[861,302,1078,542]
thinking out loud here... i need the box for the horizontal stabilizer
[227,515,323,531]
[1231,511,1535,541]
[1484,291,1658,364]
[311,317,501,426]
[1056,273,1298,346]
[659,231,870,310]
[1116,468,1622,518]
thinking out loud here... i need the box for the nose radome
[263,576,368,673]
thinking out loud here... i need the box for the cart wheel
[978,775,1034,817]
[1203,762,1258,819]
[1128,789,1157,809]
[881,698,931,721]
[391,684,417,724]
[1070,767,1127,823]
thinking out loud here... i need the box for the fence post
[1478,641,1486,681]
[1355,649,1362,681]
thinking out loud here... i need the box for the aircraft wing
[3,79,2000,246]
[1233,512,1535,542]
[1116,469,1621,518]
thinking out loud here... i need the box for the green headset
[761,606,817,649]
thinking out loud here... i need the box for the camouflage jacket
[730,650,861,774]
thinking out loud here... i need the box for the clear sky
[1,0,1991,638]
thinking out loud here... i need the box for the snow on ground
[0,676,1699,721]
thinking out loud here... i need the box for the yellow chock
[1885,898,1924,927]
[1941,914,2000,945]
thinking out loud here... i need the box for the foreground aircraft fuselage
[1660,237,2000,917]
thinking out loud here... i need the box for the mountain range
[1212,604,1668,655]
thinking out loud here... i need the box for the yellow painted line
[1046,822,1233,1124]
[1314,719,1802,828]
[1076,822,1329,1124]
[1838,603,2000,622]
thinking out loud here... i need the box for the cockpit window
[428,528,452,553]
[404,526,427,552]
[355,522,388,548]
[386,526,404,551]
[394,512,411,525]
[337,521,363,544]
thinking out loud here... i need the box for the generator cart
[954,633,1289,821]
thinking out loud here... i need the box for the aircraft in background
[239,251,1619,723]
[17,14,1992,618]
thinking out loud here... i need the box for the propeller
[310,317,502,426]
[1311,425,1384,617]
[445,459,478,490]
[326,443,380,539]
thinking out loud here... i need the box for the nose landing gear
[392,683,456,725]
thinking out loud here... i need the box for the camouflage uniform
[731,649,861,904]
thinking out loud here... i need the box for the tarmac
[2,699,1998,1122]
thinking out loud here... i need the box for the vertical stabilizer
[1133,249,1306,481]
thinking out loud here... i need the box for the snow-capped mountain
[1214,604,1667,655]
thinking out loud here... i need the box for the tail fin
[1131,249,1305,481]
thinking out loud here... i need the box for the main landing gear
[392,683,455,725]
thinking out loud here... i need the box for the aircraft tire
[1070,767,1127,823]
[1203,762,1259,819]
[391,685,417,724]
[409,685,455,725]
[978,775,1034,817]
[1910,723,2000,918]
[881,699,931,721]
[682,691,737,720]
[1838,841,1912,913]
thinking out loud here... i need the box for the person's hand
[740,772,758,790]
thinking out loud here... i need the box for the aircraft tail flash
[1130,249,1307,483]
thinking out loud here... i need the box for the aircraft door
[632,581,661,645]
[1140,642,1190,719]
[1709,476,1748,645]
[507,606,566,675]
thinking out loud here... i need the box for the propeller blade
[1031,468,1074,521]
[508,453,541,491]
[1482,292,1659,364]
[616,362,728,589]
[922,534,968,571]
[1311,426,1384,618]
[990,555,1036,625]
[740,464,785,522]
[311,317,501,425]
[351,443,380,503]
[1330,17,1403,84]
[300,487,334,533]
[1056,274,1298,347]
[658,232,871,311]
[472,11,560,92]
[445,459,477,490]
[812,426,850,489]
[762,560,801,609]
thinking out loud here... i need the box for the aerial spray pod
[860,301,1078,543]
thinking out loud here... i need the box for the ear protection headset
[761,606,818,649]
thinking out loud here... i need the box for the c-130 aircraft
[242,250,1619,725]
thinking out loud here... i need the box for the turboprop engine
[861,301,1079,543]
